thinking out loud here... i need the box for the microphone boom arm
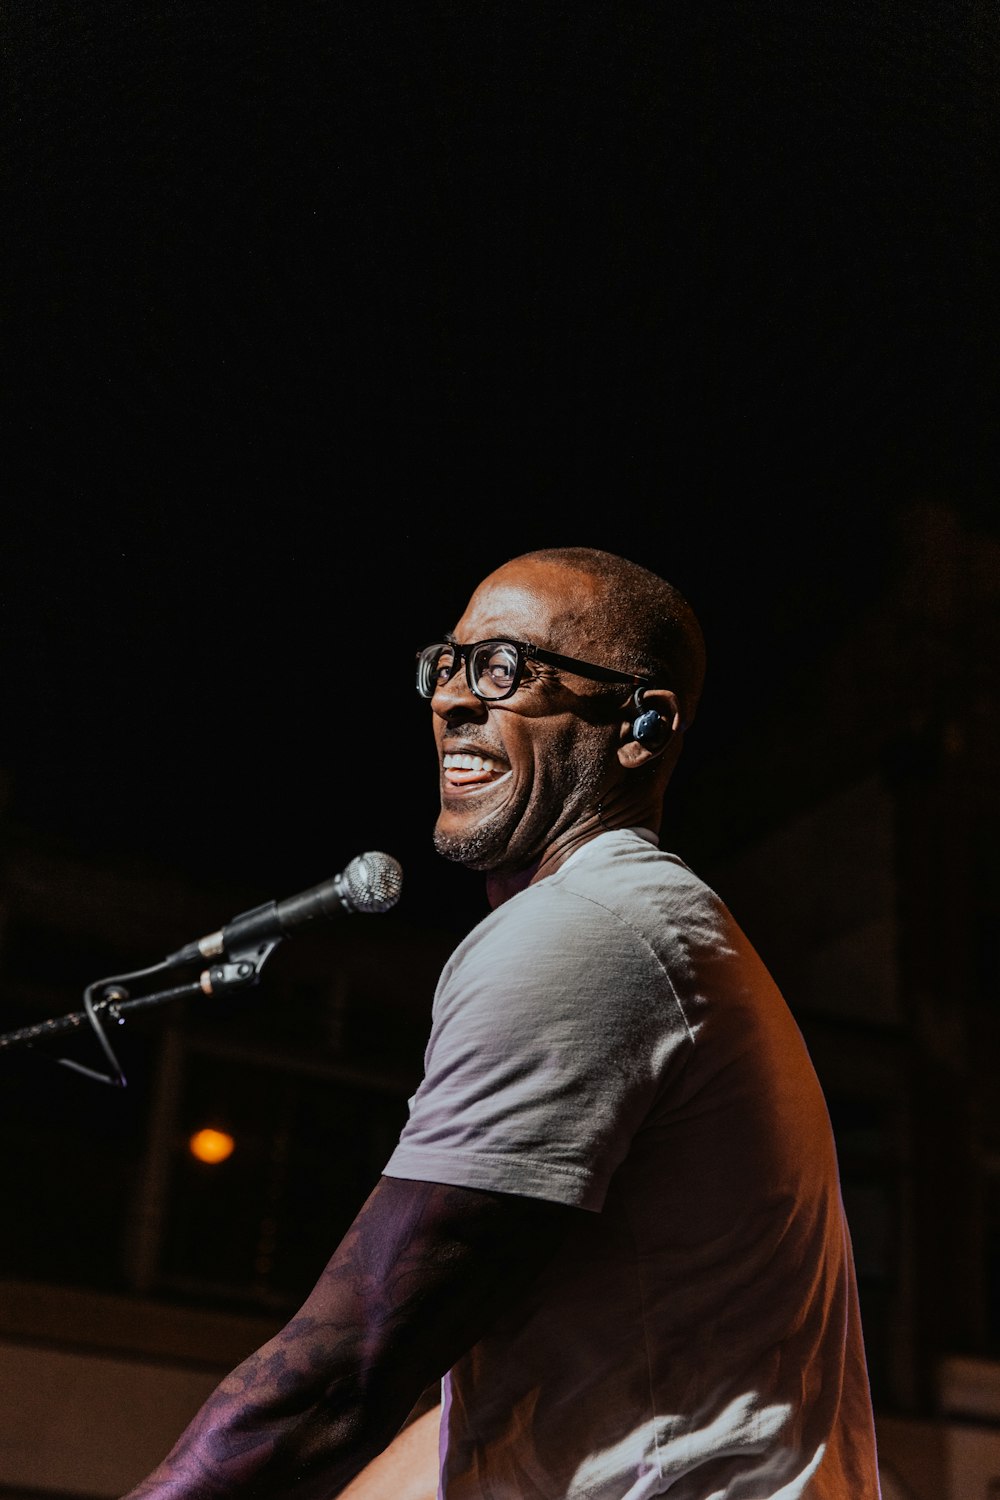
[0,939,278,1082]
[0,851,402,1085]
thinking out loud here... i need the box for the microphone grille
[342,851,404,914]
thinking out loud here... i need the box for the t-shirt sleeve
[383,883,692,1211]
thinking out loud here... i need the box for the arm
[122,1174,578,1500]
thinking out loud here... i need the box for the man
[123,546,881,1499]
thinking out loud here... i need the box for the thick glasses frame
[416,635,654,702]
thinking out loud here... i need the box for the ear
[617,688,683,769]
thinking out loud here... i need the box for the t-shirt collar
[557,825,659,877]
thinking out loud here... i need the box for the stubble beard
[432,738,610,874]
[433,814,508,872]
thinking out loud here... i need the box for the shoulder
[531,830,729,963]
[436,834,712,1028]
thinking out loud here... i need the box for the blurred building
[673,500,1000,1496]
[1,500,998,1497]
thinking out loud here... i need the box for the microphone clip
[198,944,280,996]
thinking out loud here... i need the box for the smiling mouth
[442,752,510,789]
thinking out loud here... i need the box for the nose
[431,658,489,725]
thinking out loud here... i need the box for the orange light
[189,1127,235,1164]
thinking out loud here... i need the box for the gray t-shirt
[385,829,880,1499]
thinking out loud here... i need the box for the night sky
[4,0,998,941]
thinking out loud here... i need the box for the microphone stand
[0,938,281,1086]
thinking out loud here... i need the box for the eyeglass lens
[418,641,522,700]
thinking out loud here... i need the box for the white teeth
[443,753,499,773]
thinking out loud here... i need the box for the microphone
[164,851,403,967]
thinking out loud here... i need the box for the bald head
[510,547,706,729]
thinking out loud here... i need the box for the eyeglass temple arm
[527,644,650,687]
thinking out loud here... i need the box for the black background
[4,0,998,935]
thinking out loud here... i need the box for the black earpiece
[631,688,670,752]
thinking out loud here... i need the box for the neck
[485,864,538,909]
[483,785,664,910]
[483,815,617,909]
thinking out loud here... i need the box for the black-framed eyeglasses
[415,636,654,702]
